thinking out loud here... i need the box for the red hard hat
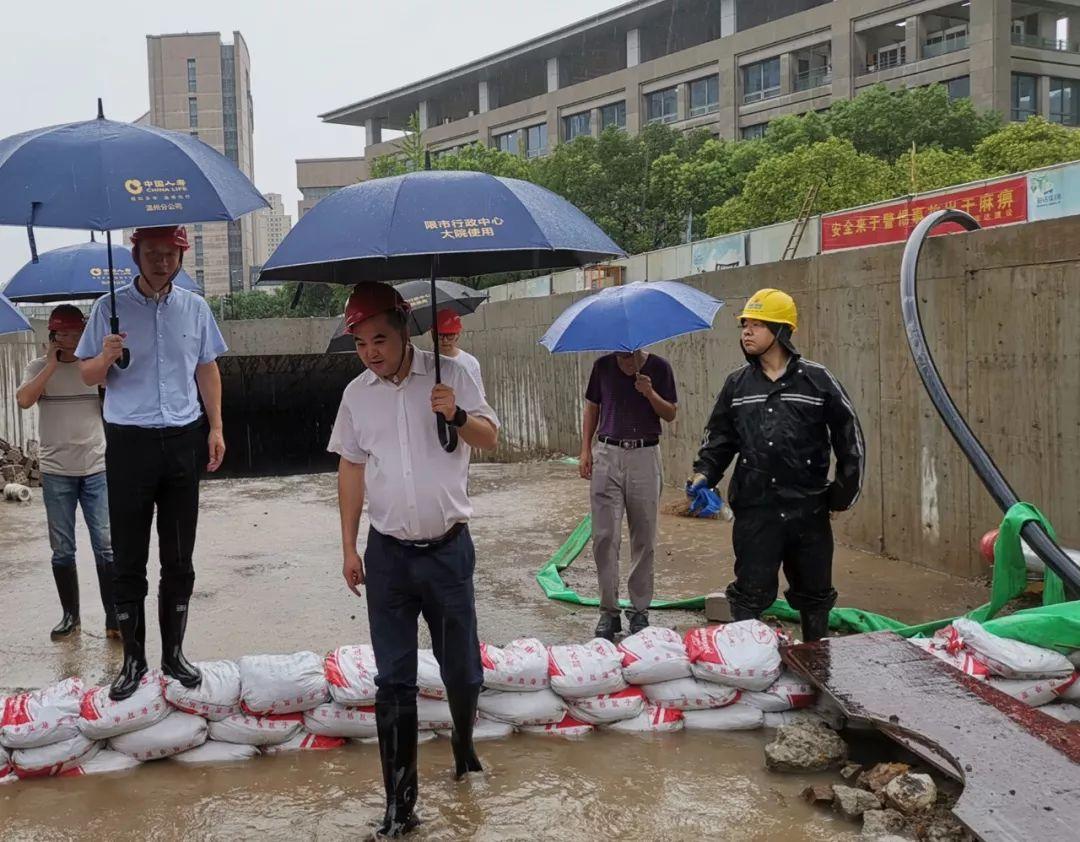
[130,225,190,251]
[344,282,411,332]
[47,305,86,332]
[436,309,462,335]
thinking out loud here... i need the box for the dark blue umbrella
[540,281,723,353]
[0,294,32,336]
[260,168,624,450]
[4,240,201,302]
[0,100,265,367]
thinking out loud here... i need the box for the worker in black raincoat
[688,288,864,642]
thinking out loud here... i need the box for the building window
[743,57,781,103]
[1050,77,1080,125]
[187,58,197,93]
[870,42,906,72]
[189,130,198,138]
[741,123,767,140]
[689,75,720,117]
[946,76,971,101]
[525,123,548,158]
[195,269,204,285]
[1011,73,1038,121]
[599,101,626,130]
[646,87,678,124]
[194,235,205,263]
[563,111,592,141]
[300,186,342,202]
[923,24,968,59]
[494,130,519,155]
[188,96,198,128]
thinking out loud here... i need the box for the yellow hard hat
[737,288,798,332]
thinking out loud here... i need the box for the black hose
[900,209,1080,593]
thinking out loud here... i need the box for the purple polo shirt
[585,353,677,440]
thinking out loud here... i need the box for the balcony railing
[923,33,968,59]
[743,86,781,105]
[1012,32,1080,54]
[794,66,832,91]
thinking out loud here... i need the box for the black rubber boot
[160,595,202,688]
[109,601,148,701]
[594,613,622,641]
[800,610,831,643]
[446,685,483,780]
[50,565,81,639]
[96,563,119,638]
[376,700,421,837]
[626,610,649,635]
[730,604,761,622]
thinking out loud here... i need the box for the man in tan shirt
[16,305,116,640]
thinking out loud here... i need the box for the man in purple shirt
[580,350,678,640]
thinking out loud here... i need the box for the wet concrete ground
[0,462,989,840]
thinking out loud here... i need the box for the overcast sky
[0,0,619,284]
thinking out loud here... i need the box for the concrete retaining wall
[459,217,1080,579]
[0,325,43,449]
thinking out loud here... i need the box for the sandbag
[741,671,817,713]
[0,745,10,776]
[417,649,447,699]
[566,687,646,725]
[356,730,438,747]
[685,621,782,691]
[949,619,1074,679]
[418,696,454,731]
[12,733,100,778]
[604,703,684,733]
[520,713,594,739]
[239,652,329,715]
[481,638,549,691]
[171,740,261,765]
[910,636,991,679]
[1040,702,1080,723]
[109,711,207,760]
[436,717,515,741]
[618,627,692,685]
[641,677,740,711]
[987,674,1077,707]
[478,688,566,726]
[208,713,304,746]
[324,645,378,706]
[683,703,764,731]
[163,660,242,721]
[763,709,835,729]
[1060,674,1080,701]
[60,749,142,777]
[261,731,347,754]
[1,678,84,748]
[304,703,377,739]
[79,670,170,740]
[548,639,627,699]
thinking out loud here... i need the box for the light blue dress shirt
[76,281,228,428]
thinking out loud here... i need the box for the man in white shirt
[436,309,485,397]
[329,283,499,838]
[16,305,116,640]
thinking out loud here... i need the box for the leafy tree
[975,116,1080,175]
[894,147,985,194]
[208,282,350,320]
[369,112,427,178]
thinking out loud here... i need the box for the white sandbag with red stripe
[741,671,817,712]
[12,733,100,778]
[418,696,454,730]
[324,645,378,706]
[163,660,242,721]
[0,745,9,777]
[948,619,1074,679]
[604,703,684,733]
[239,652,329,715]
[684,621,782,691]
[520,713,594,738]
[418,649,447,700]
[304,702,377,739]
[683,703,764,731]
[481,638,549,691]
[171,740,261,765]
[1,678,84,749]
[260,731,346,754]
[566,687,646,725]
[987,673,1077,707]
[208,712,304,746]
[618,627,692,685]
[548,639,628,699]
[59,748,142,777]
[79,670,170,740]
[641,677,740,711]
[478,688,565,726]
[436,716,515,741]
[909,636,991,679]
[108,711,207,761]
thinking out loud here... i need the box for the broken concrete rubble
[763,722,847,772]
[857,762,911,794]
[832,784,883,819]
[861,808,907,838]
[883,773,937,815]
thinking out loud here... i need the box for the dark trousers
[105,419,207,605]
[726,505,837,617]
[364,525,483,707]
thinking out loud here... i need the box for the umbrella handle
[110,315,131,370]
[437,414,458,451]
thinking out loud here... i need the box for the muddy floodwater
[0,462,988,840]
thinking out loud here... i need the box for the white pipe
[3,483,31,503]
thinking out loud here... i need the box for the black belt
[104,417,206,439]
[598,436,659,450]
[379,522,467,550]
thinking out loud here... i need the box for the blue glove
[689,487,723,518]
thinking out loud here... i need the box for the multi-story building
[146,31,256,296]
[298,0,1080,212]
[253,192,292,267]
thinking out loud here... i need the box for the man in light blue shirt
[77,225,228,701]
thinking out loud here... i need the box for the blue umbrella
[0,100,266,367]
[260,168,624,451]
[4,240,201,302]
[0,294,32,336]
[540,281,723,353]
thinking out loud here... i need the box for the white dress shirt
[328,348,499,541]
